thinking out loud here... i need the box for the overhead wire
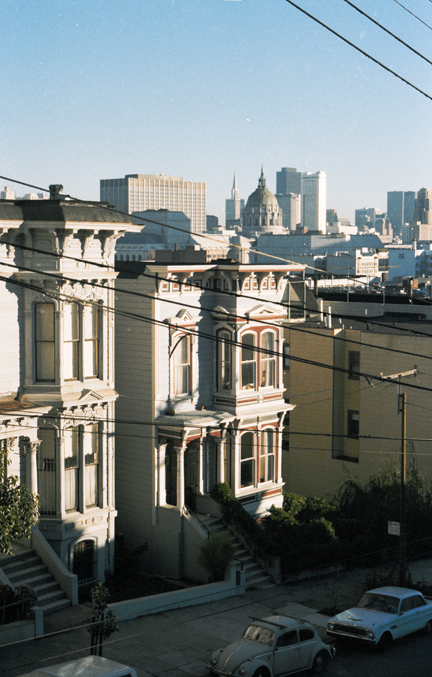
[341,0,432,66]
[283,0,432,101]
[392,0,432,31]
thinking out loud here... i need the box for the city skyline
[2,1,431,224]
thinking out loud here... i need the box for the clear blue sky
[1,0,431,223]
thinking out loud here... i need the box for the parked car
[327,586,432,647]
[207,614,335,676]
[18,656,137,677]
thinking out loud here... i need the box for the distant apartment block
[100,174,207,235]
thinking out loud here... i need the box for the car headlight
[366,630,375,639]
[327,622,335,631]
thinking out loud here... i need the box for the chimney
[49,184,63,199]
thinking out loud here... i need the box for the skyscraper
[301,171,327,233]
[276,167,302,196]
[225,173,244,229]
[387,191,416,235]
[100,174,206,235]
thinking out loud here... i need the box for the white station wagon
[207,615,335,676]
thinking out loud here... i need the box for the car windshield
[357,593,399,613]
[243,624,275,646]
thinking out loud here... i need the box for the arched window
[259,429,275,483]
[240,432,255,488]
[260,331,276,388]
[72,539,96,583]
[173,334,191,396]
[241,333,256,390]
[218,330,231,391]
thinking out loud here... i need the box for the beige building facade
[283,320,432,500]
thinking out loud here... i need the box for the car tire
[312,651,329,674]
[423,620,432,636]
[377,632,393,651]
[252,668,270,677]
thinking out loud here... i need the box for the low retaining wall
[108,565,246,623]
[0,619,35,647]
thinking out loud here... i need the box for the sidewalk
[2,558,432,677]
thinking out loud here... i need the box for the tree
[88,583,119,656]
[0,444,39,554]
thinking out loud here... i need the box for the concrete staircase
[197,513,274,589]
[0,550,72,614]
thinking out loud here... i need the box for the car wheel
[312,651,329,674]
[423,620,432,636]
[252,668,270,677]
[377,632,393,651]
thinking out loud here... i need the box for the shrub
[197,531,235,581]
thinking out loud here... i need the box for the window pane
[174,335,190,395]
[83,306,99,378]
[37,429,56,515]
[240,433,255,488]
[35,304,55,381]
[84,424,99,507]
[241,334,256,390]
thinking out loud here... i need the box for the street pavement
[2,558,432,677]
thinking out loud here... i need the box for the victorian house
[0,188,136,596]
[114,260,305,579]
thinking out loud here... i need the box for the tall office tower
[276,167,302,196]
[100,173,206,235]
[225,173,244,229]
[301,171,327,233]
[413,188,432,224]
[387,191,416,234]
[277,193,301,231]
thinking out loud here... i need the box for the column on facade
[174,443,186,510]
[157,440,167,506]
[216,433,226,484]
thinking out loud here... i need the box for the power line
[392,0,432,31]
[283,0,432,101]
[342,0,432,66]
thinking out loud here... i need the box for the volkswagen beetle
[207,615,335,676]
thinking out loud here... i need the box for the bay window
[64,303,79,380]
[64,424,100,512]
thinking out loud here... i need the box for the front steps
[198,513,274,589]
[0,550,72,614]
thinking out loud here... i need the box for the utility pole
[380,368,417,586]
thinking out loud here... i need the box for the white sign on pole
[388,521,400,536]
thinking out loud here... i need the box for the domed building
[242,167,285,237]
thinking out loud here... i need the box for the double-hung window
[260,331,276,387]
[259,429,275,483]
[218,330,232,391]
[241,334,256,390]
[63,302,101,381]
[35,303,55,382]
[37,429,56,515]
[64,424,100,513]
[83,305,100,379]
[240,432,255,488]
[64,303,79,380]
[173,334,191,396]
